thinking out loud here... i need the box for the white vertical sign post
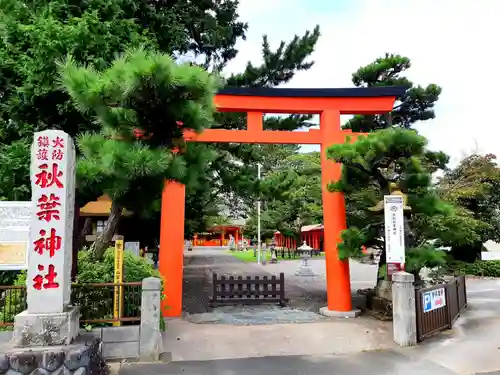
[27,130,76,314]
[384,195,405,274]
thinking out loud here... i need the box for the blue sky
[225,0,500,167]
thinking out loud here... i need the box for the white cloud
[226,0,500,166]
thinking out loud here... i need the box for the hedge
[445,260,500,277]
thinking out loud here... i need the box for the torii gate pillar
[159,87,405,317]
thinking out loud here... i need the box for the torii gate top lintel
[214,86,405,114]
[184,86,406,145]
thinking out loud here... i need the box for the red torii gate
[159,87,404,317]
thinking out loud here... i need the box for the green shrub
[76,247,161,283]
[0,270,20,285]
[445,260,500,277]
[0,248,163,329]
[74,248,162,325]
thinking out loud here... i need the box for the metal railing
[72,282,142,324]
[0,285,27,328]
[0,282,142,328]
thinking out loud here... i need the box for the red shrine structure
[274,224,325,250]
[159,86,405,317]
[193,224,244,247]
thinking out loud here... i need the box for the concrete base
[13,306,80,347]
[319,306,361,318]
[294,266,316,276]
[375,280,393,301]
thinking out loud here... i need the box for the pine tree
[343,53,442,132]
[320,54,455,286]
[328,128,486,283]
[59,48,218,259]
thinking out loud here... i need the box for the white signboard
[0,202,31,270]
[423,287,447,313]
[125,241,140,257]
[481,251,500,261]
[27,130,76,314]
[384,195,405,264]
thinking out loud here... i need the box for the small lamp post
[295,241,316,276]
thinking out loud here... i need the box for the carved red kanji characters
[53,137,64,148]
[52,149,64,161]
[36,149,48,161]
[36,194,60,222]
[35,163,64,188]
[32,264,59,290]
[37,136,49,148]
[33,228,62,257]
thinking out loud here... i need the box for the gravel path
[181,247,367,324]
[187,305,325,325]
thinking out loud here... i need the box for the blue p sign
[423,293,432,312]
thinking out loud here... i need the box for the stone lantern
[261,241,267,265]
[295,241,316,276]
[270,238,278,264]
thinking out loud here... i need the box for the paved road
[406,278,500,374]
[159,247,500,374]
[119,350,462,375]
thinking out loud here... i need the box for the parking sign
[422,288,446,313]
[423,293,432,312]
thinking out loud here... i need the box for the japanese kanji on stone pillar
[13,130,79,347]
[28,130,75,313]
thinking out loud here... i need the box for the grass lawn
[227,250,272,263]
[227,249,325,263]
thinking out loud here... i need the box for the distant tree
[437,153,500,262]
[245,152,322,243]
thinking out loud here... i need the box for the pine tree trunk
[76,217,93,250]
[91,200,123,260]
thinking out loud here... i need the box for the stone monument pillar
[13,130,80,347]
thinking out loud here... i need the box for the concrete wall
[1,328,140,360]
[0,332,13,348]
[86,326,140,360]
